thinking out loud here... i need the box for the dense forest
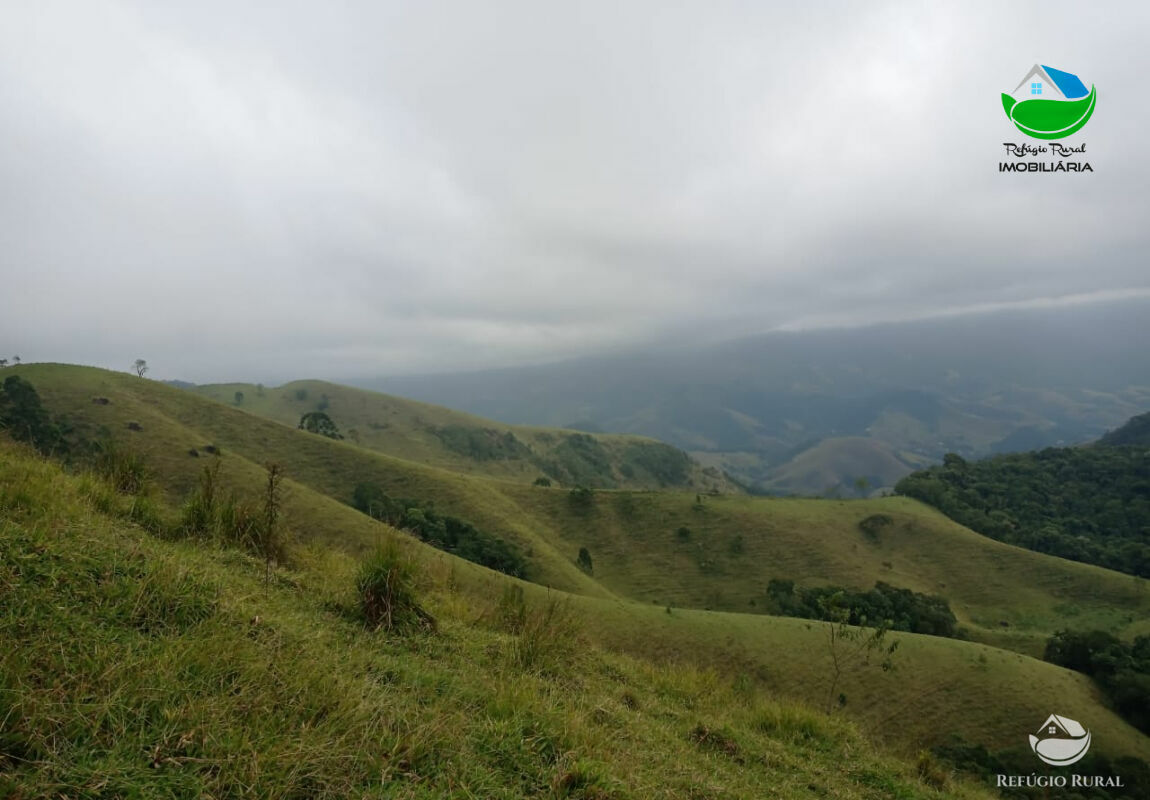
[764,579,959,638]
[895,445,1150,578]
[1044,629,1150,734]
[1099,411,1150,447]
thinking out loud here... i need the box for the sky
[2,0,1148,383]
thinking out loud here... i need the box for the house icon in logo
[1029,714,1092,766]
[1010,65,1090,103]
[1002,64,1096,139]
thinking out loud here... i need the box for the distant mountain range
[360,298,1150,494]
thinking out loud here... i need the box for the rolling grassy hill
[6,362,1150,780]
[18,364,1150,656]
[758,436,931,495]
[1,438,1005,799]
[188,379,735,493]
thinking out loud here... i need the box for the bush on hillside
[298,411,343,440]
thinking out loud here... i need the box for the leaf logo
[1001,65,1096,139]
[1028,714,1092,766]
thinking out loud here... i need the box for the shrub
[357,542,435,633]
[298,411,343,440]
[675,526,691,542]
[533,476,552,487]
[859,514,893,542]
[568,486,595,511]
[576,547,593,574]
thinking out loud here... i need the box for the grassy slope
[190,379,735,493]
[9,364,1150,763]
[26,364,1150,656]
[761,436,931,494]
[1,440,1000,799]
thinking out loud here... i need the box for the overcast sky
[2,1,1148,382]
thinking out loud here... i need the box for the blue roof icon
[1040,65,1089,99]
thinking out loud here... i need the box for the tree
[817,591,898,714]
[0,359,7,368]
[0,375,65,454]
[133,359,148,377]
[234,391,244,405]
[576,547,593,574]
[298,411,343,439]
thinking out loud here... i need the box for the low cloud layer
[2,1,1147,382]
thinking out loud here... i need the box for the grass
[0,438,1000,799]
[7,363,1150,769]
[189,378,734,492]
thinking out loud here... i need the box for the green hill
[5,363,1150,788]
[1,438,1004,799]
[895,447,1150,578]
[759,436,931,495]
[188,379,735,493]
[1099,411,1150,447]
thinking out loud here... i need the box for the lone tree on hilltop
[11,355,21,365]
[0,359,7,368]
[133,359,148,377]
[234,391,244,405]
[298,411,343,440]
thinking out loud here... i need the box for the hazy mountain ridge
[365,300,1150,493]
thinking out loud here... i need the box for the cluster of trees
[895,448,1150,577]
[765,578,958,638]
[1043,629,1150,734]
[299,411,343,440]
[351,482,526,578]
[0,376,68,455]
[0,354,22,367]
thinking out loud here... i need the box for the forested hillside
[895,446,1150,577]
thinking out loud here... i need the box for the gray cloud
[1,0,1147,382]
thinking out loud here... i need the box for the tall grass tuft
[356,541,435,633]
[510,596,579,674]
[92,440,149,494]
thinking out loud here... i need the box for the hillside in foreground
[0,439,999,799]
[5,363,1150,795]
